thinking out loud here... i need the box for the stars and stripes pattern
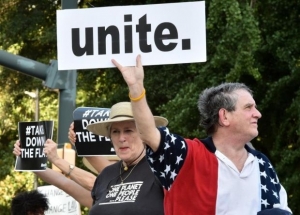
[146,127,187,191]
[250,148,281,209]
[146,126,284,211]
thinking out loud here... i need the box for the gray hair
[197,83,253,135]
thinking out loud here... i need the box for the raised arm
[68,122,114,173]
[35,168,93,208]
[111,55,161,151]
[44,139,96,191]
[14,140,96,191]
[13,140,92,208]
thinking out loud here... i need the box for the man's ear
[218,108,230,127]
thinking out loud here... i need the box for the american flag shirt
[146,127,292,215]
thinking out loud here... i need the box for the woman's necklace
[119,157,143,184]
[122,146,145,171]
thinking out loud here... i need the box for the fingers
[136,54,142,68]
[14,140,20,149]
[112,55,141,70]
[13,148,21,156]
[44,139,57,156]
[44,139,53,145]
[15,140,20,146]
[68,127,76,145]
[44,139,57,148]
[44,140,60,162]
[68,122,76,144]
[43,147,47,155]
[111,59,123,71]
[13,140,21,156]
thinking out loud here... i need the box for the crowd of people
[11,55,292,215]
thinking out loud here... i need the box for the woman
[85,101,167,215]
[14,101,167,215]
[68,122,116,175]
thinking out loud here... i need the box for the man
[11,190,49,215]
[111,55,292,215]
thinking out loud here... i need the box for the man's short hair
[198,82,252,135]
[11,189,49,215]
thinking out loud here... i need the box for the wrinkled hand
[111,55,144,88]
[13,140,21,156]
[44,139,60,163]
[68,122,76,145]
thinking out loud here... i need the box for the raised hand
[43,139,60,163]
[111,55,144,89]
[68,122,76,145]
[13,140,21,156]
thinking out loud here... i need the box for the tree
[0,0,299,214]
[253,0,300,212]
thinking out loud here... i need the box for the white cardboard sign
[56,1,206,70]
[37,185,81,215]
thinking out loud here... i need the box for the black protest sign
[15,121,54,171]
[73,107,115,156]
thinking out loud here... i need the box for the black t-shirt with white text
[89,157,164,215]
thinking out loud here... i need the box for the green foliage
[0,0,300,214]
[0,140,34,215]
[251,1,300,212]
[207,0,261,82]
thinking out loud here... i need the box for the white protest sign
[37,185,81,215]
[57,1,206,70]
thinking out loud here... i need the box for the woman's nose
[118,132,126,142]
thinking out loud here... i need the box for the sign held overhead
[57,1,206,70]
